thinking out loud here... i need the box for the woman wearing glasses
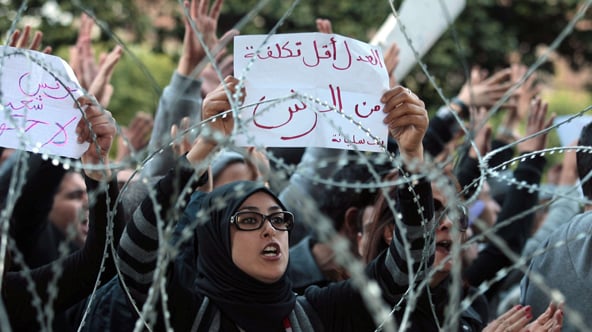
[118,77,436,331]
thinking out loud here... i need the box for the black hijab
[194,181,296,331]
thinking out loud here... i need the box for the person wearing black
[1,97,123,331]
[117,79,444,330]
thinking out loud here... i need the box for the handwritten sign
[234,33,389,152]
[0,46,87,158]
[554,115,592,146]
[370,0,466,81]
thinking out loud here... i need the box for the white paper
[234,33,389,152]
[554,115,592,146]
[0,46,88,158]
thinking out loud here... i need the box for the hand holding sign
[382,86,428,162]
[76,97,117,181]
[234,32,389,152]
[202,76,243,140]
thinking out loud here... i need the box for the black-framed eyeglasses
[230,210,295,231]
[434,199,469,232]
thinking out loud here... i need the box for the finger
[324,19,334,34]
[29,31,43,51]
[89,46,123,100]
[217,29,240,52]
[544,112,556,131]
[180,116,191,132]
[315,19,324,33]
[171,123,179,141]
[536,102,549,127]
[536,302,555,326]
[209,0,223,19]
[483,68,512,84]
[197,0,207,16]
[383,104,427,128]
[222,75,240,90]
[99,85,114,107]
[203,100,232,117]
[101,46,123,79]
[498,305,524,322]
[508,315,529,332]
[212,48,227,64]
[316,19,332,34]
[385,114,427,131]
[381,86,411,104]
[551,308,563,331]
[469,66,482,84]
[382,88,424,111]
[522,71,538,90]
[16,25,31,48]
[9,29,21,47]
[90,121,117,141]
[74,96,96,142]
[81,13,93,38]
[42,46,52,54]
[219,54,234,76]
[487,81,515,93]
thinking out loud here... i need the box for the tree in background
[2,0,591,116]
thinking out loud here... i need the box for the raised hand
[517,97,555,153]
[178,0,239,77]
[9,25,52,53]
[69,13,98,90]
[171,116,193,157]
[186,76,244,166]
[116,111,154,162]
[483,305,532,332]
[316,18,333,34]
[199,54,234,98]
[69,13,123,107]
[382,86,428,163]
[75,97,117,181]
[512,64,542,122]
[88,45,123,107]
[524,302,563,332]
[457,66,514,110]
[201,76,243,139]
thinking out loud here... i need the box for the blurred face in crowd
[230,192,290,283]
[357,205,375,257]
[431,185,467,286]
[48,172,89,247]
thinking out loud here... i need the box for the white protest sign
[370,0,466,81]
[234,33,389,152]
[0,46,87,158]
[554,115,592,146]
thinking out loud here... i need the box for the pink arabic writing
[243,36,383,70]
[0,113,79,147]
[251,84,382,141]
[5,72,78,112]
[331,134,384,147]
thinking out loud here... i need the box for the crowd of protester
[2,0,590,331]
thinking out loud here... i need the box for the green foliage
[107,45,176,125]
[3,0,592,132]
[54,43,176,126]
